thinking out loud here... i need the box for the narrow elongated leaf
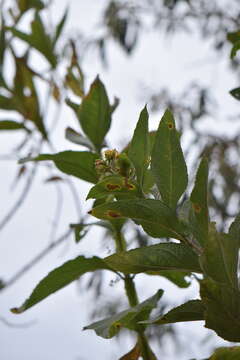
[200,224,238,289]
[151,109,188,209]
[145,300,204,325]
[128,106,149,187]
[208,346,240,360]
[90,199,186,241]
[65,127,94,150]
[190,157,209,248]
[0,15,6,69]
[87,175,141,200]
[11,256,112,314]
[20,151,99,184]
[104,243,202,274]
[73,76,114,151]
[200,278,240,342]
[53,8,68,45]
[83,290,163,339]
[0,120,27,131]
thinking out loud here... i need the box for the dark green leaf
[11,256,112,313]
[0,15,6,69]
[200,224,239,289]
[128,106,149,187]
[0,120,27,131]
[104,243,202,274]
[87,175,141,200]
[69,224,88,243]
[190,157,209,248]
[230,87,240,101]
[151,109,188,209]
[200,278,240,342]
[53,8,68,45]
[20,151,99,184]
[90,199,186,241]
[83,290,163,338]
[229,213,240,246]
[208,346,240,360]
[231,40,240,58]
[144,300,204,325]
[71,76,114,151]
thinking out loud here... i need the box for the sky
[0,1,238,359]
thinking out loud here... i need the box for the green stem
[113,226,158,360]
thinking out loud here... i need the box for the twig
[1,227,73,292]
[0,162,38,232]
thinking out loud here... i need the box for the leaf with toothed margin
[89,199,187,241]
[11,256,113,314]
[83,290,163,339]
[19,151,99,184]
[151,109,188,209]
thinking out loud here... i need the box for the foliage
[1,0,240,359]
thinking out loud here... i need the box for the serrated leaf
[200,224,238,289]
[128,106,149,187]
[104,243,202,274]
[87,175,141,200]
[230,87,240,101]
[190,157,209,248]
[90,199,186,241]
[69,76,115,151]
[151,109,188,209]
[11,256,112,314]
[19,151,99,184]
[145,300,204,325]
[0,120,27,131]
[200,278,240,342]
[83,290,163,339]
[208,346,240,360]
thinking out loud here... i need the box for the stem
[113,227,157,360]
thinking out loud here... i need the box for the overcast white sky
[0,1,238,359]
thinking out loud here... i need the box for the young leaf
[86,175,141,200]
[151,109,188,209]
[104,243,202,274]
[11,256,112,314]
[20,151,99,184]
[90,199,186,241]
[144,300,205,325]
[128,106,149,187]
[190,157,209,248]
[69,76,115,151]
[83,290,163,339]
[200,278,240,342]
[200,224,239,289]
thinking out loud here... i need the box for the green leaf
[231,40,240,58]
[65,127,95,151]
[69,224,88,243]
[145,300,205,325]
[7,13,57,67]
[104,243,202,274]
[87,175,141,200]
[20,151,99,184]
[128,106,150,187]
[230,87,240,101]
[17,0,44,13]
[11,256,112,314]
[119,342,140,360]
[70,76,115,151]
[208,346,240,360]
[83,290,163,339]
[200,224,239,289]
[190,157,209,248]
[53,8,68,45]
[0,120,27,131]
[90,199,186,241]
[229,213,240,246]
[0,15,6,70]
[151,109,188,209]
[200,278,240,342]
[147,270,191,288]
